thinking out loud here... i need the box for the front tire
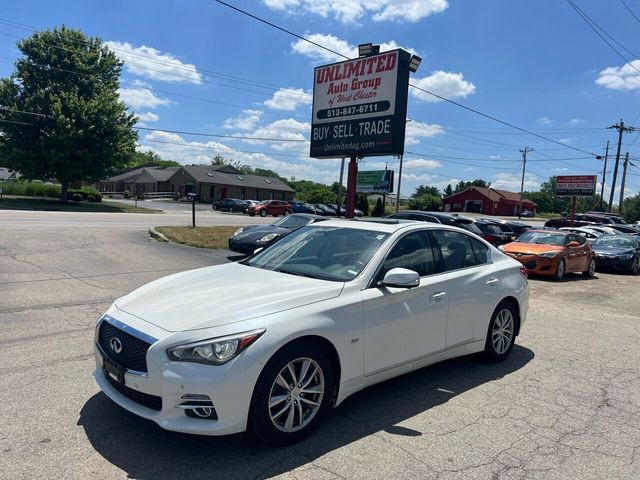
[582,258,596,277]
[630,255,639,275]
[249,342,333,445]
[483,302,517,362]
[260,210,267,217]
[283,210,290,216]
[554,259,565,281]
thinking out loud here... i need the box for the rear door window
[431,230,479,272]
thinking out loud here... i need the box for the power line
[620,0,640,25]
[134,126,307,142]
[211,0,600,157]
[0,107,50,117]
[565,0,640,75]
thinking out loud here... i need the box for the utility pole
[598,141,609,211]
[395,155,404,213]
[518,147,533,219]
[618,152,630,214]
[336,157,345,215]
[607,120,637,212]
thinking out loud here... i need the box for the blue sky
[1,0,640,201]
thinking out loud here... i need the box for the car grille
[104,371,162,411]
[98,321,151,372]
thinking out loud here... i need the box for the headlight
[537,251,558,258]
[258,233,278,243]
[167,329,265,365]
[233,227,243,236]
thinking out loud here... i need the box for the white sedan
[94,220,528,444]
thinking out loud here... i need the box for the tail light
[519,266,528,279]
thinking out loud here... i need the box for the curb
[148,227,170,242]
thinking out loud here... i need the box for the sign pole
[570,196,576,227]
[345,155,358,219]
[395,154,404,213]
[337,157,345,215]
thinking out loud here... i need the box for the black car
[228,213,327,255]
[385,210,484,237]
[213,198,248,213]
[469,218,512,246]
[544,216,601,229]
[591,234,640,274]
[314,204,337,216]
[481,218,532,237]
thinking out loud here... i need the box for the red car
[247,200,293,217]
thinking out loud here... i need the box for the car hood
[234,225,290,240]
[503,242,565,255]
[592,246,635,255]
[115,262,344,332]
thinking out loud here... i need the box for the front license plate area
[103,356,125,384]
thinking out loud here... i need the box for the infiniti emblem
[109,337,123,354]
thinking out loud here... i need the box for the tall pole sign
[309,48,413,218]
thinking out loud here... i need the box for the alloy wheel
[268,358,325,433]
[492,309,514,355]
[588,259,596,276]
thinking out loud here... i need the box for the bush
[86,194,96,202]
[356,193,369,216]
[407,194,442,212]
[371,198,384,217]
[0,181,61,197]
[71,193,83,202]
[123,190,131,199]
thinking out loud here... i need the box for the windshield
[593,236,635,248]
[272,215,313,229]
[516,231,566,246]
[247,226,390,281]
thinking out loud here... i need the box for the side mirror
[510,236,517,242]
[567,241,580,248]
[382,268,420,289]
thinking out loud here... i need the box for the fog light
[185,406,218,419]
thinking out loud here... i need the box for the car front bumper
[595,255,634,271]
[505,253,559,276]
[94,342,263,436]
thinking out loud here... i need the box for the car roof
[288,213,326,220]
[387,210,476,223]
[309,218,482,234]
[472,218,500,225]
[528,229,570,235]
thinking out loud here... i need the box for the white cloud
[403,158,442,169]
[291,33,418,63]
[491,172,539,191]
[136,112,159,122]
[404,121,445,145]
[263,0,448,24]
[596,60,640,90]
[118,87,170,109]
[489,155,502,159]
[568,118,586,125]
[264,88,313,111]
[241,118,310,154]
[105,41,202,84]
[558,138,574,144]
[139,130,326,180]
[537,116,553,125]
[222,110,263,130]
[409,71,476,102]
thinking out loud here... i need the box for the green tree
[371,197,384,217]
[413,185,441,197]
[539,176,571,213]
[407,194,442,211]
[356,193,369,216]
[623,194,640,223]
[129,150,179,168]
[443,184,453,197]
[523,191,553,213]
[0,26,137,200]
[453,179,490,194]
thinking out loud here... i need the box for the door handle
[486,278,500,285]
[431,291,447,299]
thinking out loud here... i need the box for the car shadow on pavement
[78,345,533,480]
[527,273,599,283]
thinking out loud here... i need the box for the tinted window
[496,224,514,233]
[431,230,478,272]
[456,221,483,235]
[469,237,490,264]
[381,231,435,277]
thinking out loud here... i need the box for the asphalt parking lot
[1,225,639,479]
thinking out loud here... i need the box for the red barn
[443,187,536,216]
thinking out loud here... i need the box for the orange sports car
[499,229,596,280]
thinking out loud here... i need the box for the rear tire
[483,301,517,362]
[554,259,565,281]
[582,258,596,277]
[249,342,333,445]
[283,210,290,216]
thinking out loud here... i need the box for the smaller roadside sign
[555,175,597,197]
[356,170,394,194]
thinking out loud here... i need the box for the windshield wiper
[274,268,319,279]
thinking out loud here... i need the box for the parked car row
[212,198,364,217]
